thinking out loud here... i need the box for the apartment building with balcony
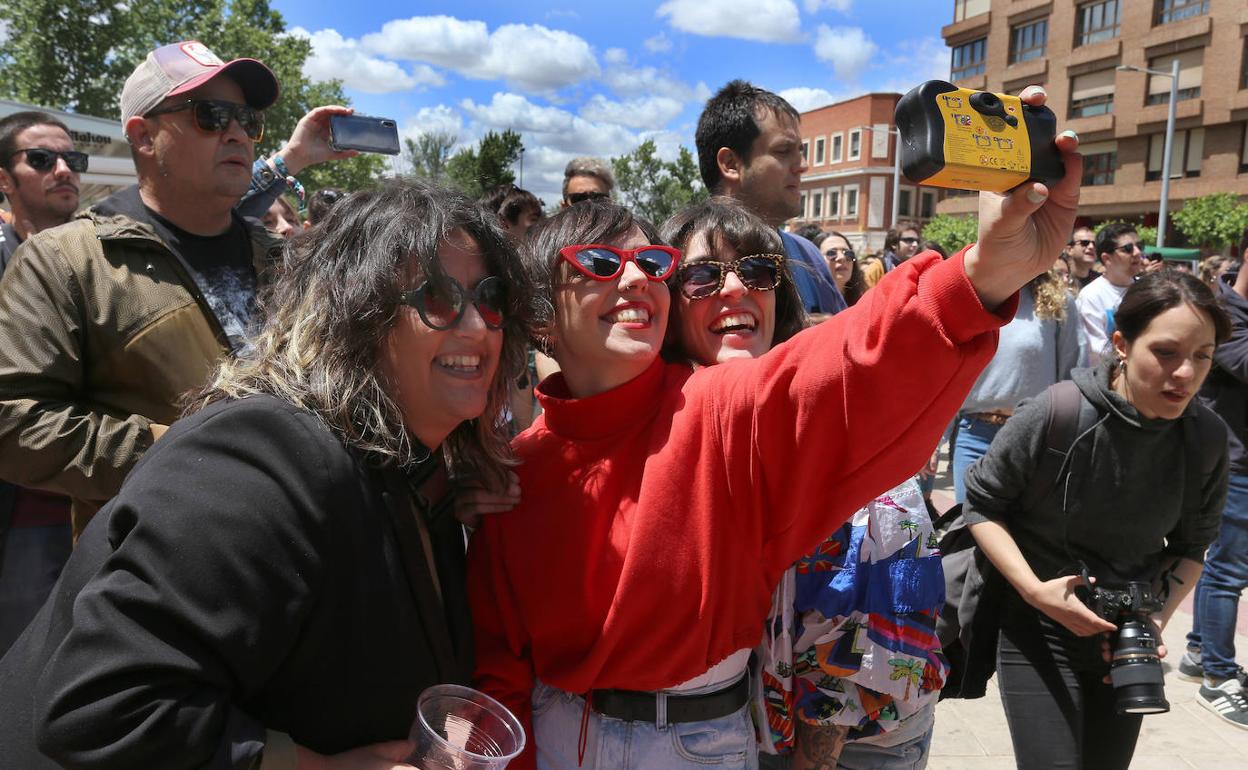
[793,93,942,252]
[939,0,1248,240]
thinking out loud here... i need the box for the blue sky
[271,0,953,204]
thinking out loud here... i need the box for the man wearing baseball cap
[0,41,285,540]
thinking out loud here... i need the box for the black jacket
[0,395,472,769]
[1200,278,1248,475]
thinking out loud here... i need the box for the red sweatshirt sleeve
[701,249,1015,573]
[466,524,538,770]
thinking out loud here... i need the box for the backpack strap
[1024,379,1085,505]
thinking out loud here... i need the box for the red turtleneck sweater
[468,250,1014,769]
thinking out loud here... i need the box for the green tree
[922,214,979,254]
[403,131,457,183]
[443,130,523,198]
[612,141,708,225]
[1170,193,1248,252]
[0,0,384,193]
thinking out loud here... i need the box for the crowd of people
[0,38,1243,770]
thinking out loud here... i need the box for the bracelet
[267,154,306,208]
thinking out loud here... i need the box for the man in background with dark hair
[0,110,86,655]
[1065,225,1099,288]
[881,220,922,272]
[1181,224,1248,729]
[0,112,84,271]
[695,80,845,316]
[1076,221,1144,365]
[306,186,345,227]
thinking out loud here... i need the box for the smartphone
[329,114,400,155]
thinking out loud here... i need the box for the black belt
[589,674,749,724]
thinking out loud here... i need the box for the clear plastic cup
[408,684,525,770]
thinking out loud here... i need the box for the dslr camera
[1078,570,1169,715]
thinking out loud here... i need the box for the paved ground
[924,461,1248,769]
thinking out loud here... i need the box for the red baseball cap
[120,41,279,123]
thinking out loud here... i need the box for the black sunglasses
[145,99,265,142]
[1114,242,1145,255]
[1069,239,1094,248]
[898,236,921,245]
[824,247,856,262]
[677,254,785,300]
[565,191,610,205]
[10,148,89,173]
[401,276,507,331]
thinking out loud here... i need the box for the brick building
[939,0,1248,238]
[793,93,942,252]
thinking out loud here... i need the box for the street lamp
[1118,59,1180,248]
[856,125,902,229]
[519,146,525,188]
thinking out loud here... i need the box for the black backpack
[936,379,1223,699]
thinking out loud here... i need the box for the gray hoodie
[963,363,1228,587]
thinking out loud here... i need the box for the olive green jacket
[0,186,279,536]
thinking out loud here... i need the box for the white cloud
[361,16,599,93]
[461,92,638,157]
[874,37,951,94]
[604,47,629,65]
[804,0,852,12]
[778,86,849,112]
[602,63,706,102]
[580,94,686,130]
[657,0,802,44]
[813,25,877,81]
[293,27,443,94]
[401,105,465,142]
[643,33,673,53]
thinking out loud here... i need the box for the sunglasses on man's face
[1069,239,1094,248]
[1114,242,1145,255]
[559,244,680,282]
[677,254,785,300]
[145,99,265,142]
[565,191,610,205]
[400,275,507,331]
[898,236,921,245]
[10,148,89,173]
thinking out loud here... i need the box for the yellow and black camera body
[895,80,1064,193]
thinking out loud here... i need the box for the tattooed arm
[791,722,850,770]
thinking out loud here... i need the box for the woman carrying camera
[964,270,1232,769]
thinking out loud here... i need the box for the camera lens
[1109,619,1169,715]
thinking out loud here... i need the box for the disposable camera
[895,80,1064,193]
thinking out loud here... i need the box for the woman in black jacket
[964,270,1232,770]
[0,180,535,770]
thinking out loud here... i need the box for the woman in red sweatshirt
[469,91,1082,770]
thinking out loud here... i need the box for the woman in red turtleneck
[468,98,1082,770]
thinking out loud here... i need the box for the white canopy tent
[0,99,137,209]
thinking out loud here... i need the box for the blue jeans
[0,522,73,655]
[757,728,933,770]
[951,416,1003,504]
[531,680,758,770]
[1186,472,1248,680]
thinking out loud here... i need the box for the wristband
[267,154,306,208]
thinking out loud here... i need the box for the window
[1242,37,1248,90]
[848,128,862,161]
[1079,141,1117,185]
[801,140,810,166]
[1154,0,1209,25]
[1069,69,1115,118]
[799,192,808,218]
[920,190,935,219]
[828,188,841,218]
[814,137,826,165]
[831,133,843,163]
[1010,19,1048,64]
[1146,50,1202,105]
[1146,128,1204,180]
[812,191,824,218]
[843,185,859,219]
[1240,124,1248,173]
[1074,0,1120,47]
[951,38,987,80]
[953,0,989,22]
[898,188,913,217]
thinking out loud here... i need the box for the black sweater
[963,364,1228,587]
[1199,278,1248,475]
[0,395,472,769]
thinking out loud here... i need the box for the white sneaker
[1198,677,1248,730]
